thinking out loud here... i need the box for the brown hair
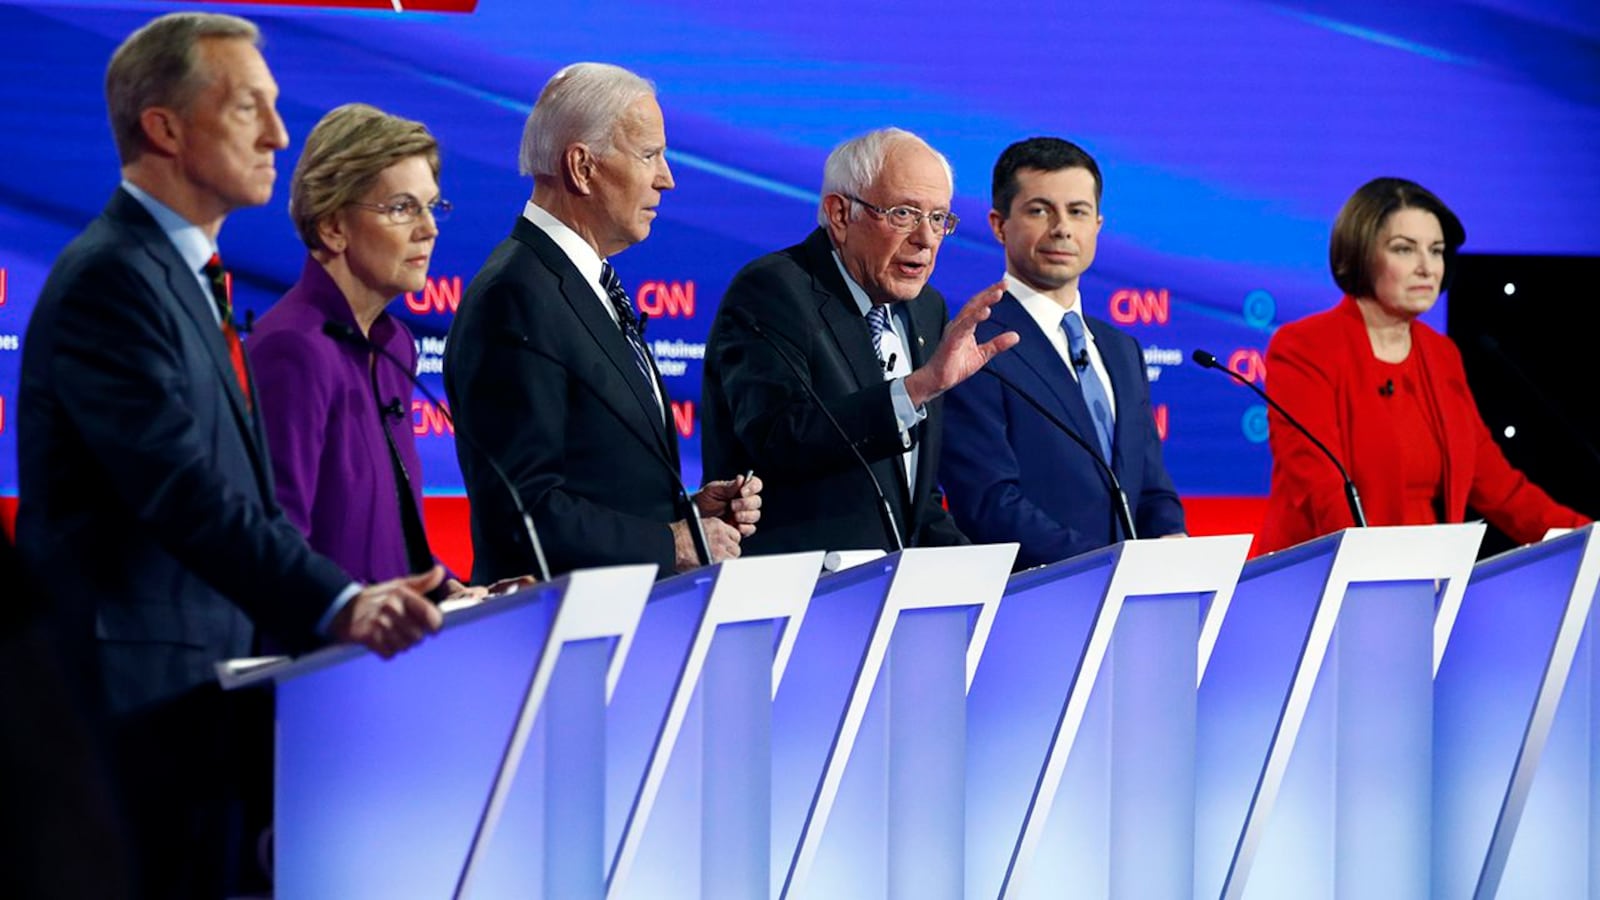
[289,103,440,251]
[105,12,260,164]
[1330,177,1466,298]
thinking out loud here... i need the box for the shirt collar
[830,249,878,318]
[1006,272,1094,345]
[523,199,605,288]
[121,179,216,275]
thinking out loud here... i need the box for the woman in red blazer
[1256,178,1589,554]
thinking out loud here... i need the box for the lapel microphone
[1378,379,1395,398]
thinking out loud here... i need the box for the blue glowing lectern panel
[605,552,824,900]
[966,535,1251,899]
[246,565,657,900]
[772,544,1017,900]
[1197,524,1483,900]
[1435,525,1600,899]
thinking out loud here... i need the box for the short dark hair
[1330,177,1466,298]
[992,137,1103,215]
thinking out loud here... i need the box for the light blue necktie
[1062,310,1114,461]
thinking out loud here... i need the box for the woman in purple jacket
[250,103,473,594]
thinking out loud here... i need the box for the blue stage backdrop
[3,0,1598,507]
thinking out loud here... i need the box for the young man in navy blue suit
[939,138,1185,569]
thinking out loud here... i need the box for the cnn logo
[1109,288,1169,325]
[405,276,463,315]
[637,280,696,318]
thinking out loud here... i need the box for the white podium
[770,543,1017,900]
[965,534,1251,899]
[222,565,656,900]
[1197,524,1483,900]
[604,552,824,900]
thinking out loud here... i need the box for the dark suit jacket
[702,228,967,554]
[14,188,349,716]
[939,292,1184,569]
[444,216,682,581]
[1257,295,1588,554]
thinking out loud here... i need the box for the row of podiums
[222,523,1600,899]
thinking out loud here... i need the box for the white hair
[519,62,656,178]
[816,127,954,227]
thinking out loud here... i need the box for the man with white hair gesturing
[702,127,1018,555]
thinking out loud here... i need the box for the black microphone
[1191,348,1367,528]
[1477,335,1600,470]
[1072,349,1089,371]
[381,397,406,420]
[499,332,715,568]
[729,307,905,553]
[323,321,552,582]
[1378,379,1395,398]
[977,367,1137,544]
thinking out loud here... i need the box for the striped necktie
[202,252,252,410]
[599,262,663,418]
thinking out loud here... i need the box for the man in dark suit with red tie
[14,13,445,896]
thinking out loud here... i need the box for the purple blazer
[249,258,428,585]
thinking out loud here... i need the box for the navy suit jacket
[939,292,1184,569]
[444,216,683,581]
[15,188,349,716]
[701,228,966,554]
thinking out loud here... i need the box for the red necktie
[202,252,252,411]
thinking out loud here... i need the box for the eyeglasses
[843,194,958,237]
[349,195,453,225]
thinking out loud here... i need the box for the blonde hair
[289,103,440,251]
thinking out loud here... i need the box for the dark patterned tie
[202,252,252,411]
[866,304,891,369]
[1062,310,1113,461]
[599,262,663,417]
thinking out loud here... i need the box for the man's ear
[989,208,1008,245]
[564,143,596,196]
[137,107,183,157]
[822,193,852,244]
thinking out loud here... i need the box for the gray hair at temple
[105,12,260,165]
[817,128,954,228]
[519,62,656,178]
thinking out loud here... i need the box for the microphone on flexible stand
[728,307,906,553]
[1191,348,1367,528]
[977,367,1136,544]
[323,321,552,582]
[499,332,714,567]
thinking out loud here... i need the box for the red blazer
[1256,296,1588,555]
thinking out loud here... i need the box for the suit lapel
[994,293,1104,457]
[802,231,888,393]
[512,219,675,466]
[110,191,273,490]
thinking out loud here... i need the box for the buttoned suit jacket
[444,216,683,581]
[15,187,348,717]
[939,291,1184,569]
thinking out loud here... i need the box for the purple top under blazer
[249,257,428,585]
